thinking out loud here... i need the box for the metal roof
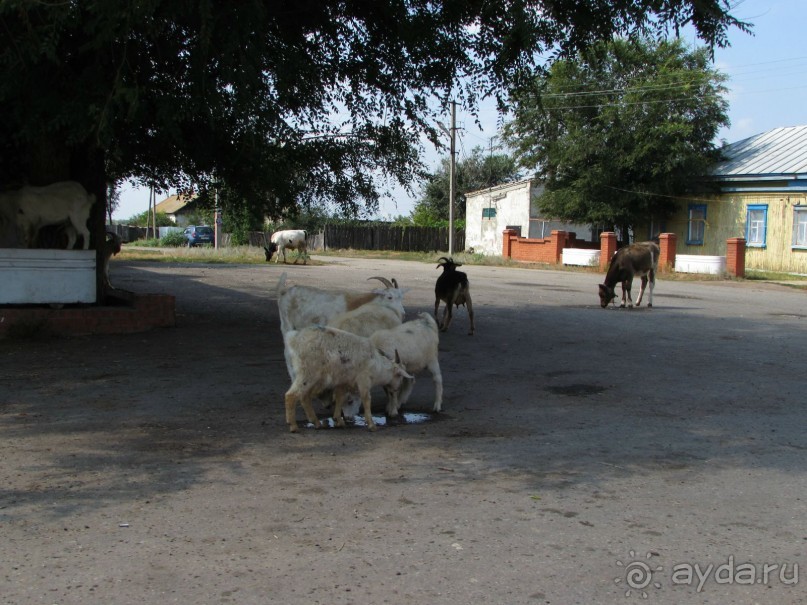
[712,125,807,178]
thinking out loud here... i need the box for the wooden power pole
[448,101,457,257]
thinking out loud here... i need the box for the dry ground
[1,255,805,604]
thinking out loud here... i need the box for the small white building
[464,178,592,256]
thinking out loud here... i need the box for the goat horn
[367,276,393,288]
[392,278,399,288]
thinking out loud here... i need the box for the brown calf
[598,241,659,308]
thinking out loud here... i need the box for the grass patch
[119,245,269,264]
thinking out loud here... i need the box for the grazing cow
[598,241,659,308]
[264,229,308,264]
[0,181,94,249]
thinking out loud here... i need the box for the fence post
[726,237,746,277]
[550,230,567,263]
[599,232,617,271]
[658,233,677,271]
[502,229,516,258]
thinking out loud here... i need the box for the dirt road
[1,256,805,604]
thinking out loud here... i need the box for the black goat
[434,257,475,335]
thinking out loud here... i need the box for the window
[482,207,497,219]
[687,204,706,245]
[793,207,807,249]
[746,205,768,247]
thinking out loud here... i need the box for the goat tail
[276,272,288,297]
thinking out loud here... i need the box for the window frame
[745,204,768,248]
[686,204,707,245]
[482,207,497,219]
[792,206,807,249]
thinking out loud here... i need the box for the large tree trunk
[71,145,108,302]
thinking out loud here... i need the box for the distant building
[660,125,807,273]
[464,178,593,256]
[155,193,200,227]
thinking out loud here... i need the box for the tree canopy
[413,146,521,226]
[502,38,730,236]
[1,1,748,226]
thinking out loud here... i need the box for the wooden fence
[116,223,464,254]
[322,224,464,252]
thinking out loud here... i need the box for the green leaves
[503,38,729,233]
[1,2,745,220]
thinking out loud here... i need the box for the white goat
[276,273,407,337]
[283,325,413,432]
[0,181,94,249]
[327,300,403,337]
[265,229,308,264]
[370,312,443,416]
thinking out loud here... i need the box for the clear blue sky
[114,0,806,221]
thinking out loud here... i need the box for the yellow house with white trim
[663,126,807,274]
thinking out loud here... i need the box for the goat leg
[284,392,301,433]
[298,395,321,430]
[359,389,377,431]
[464,291,475,336]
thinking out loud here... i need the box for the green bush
[160,231,187,247]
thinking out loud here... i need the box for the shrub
[160,231,187,247]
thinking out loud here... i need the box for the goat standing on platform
[598,241,659,308]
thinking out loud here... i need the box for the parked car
[183,225,214,247]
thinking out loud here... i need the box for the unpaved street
[1,256,805,604]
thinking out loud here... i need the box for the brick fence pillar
[599,232,617,271]
[658,232,677,271]
[502,229,516,258]
[726,237,746,278]
[549,230,567,263]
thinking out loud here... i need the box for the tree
[502,38,730,237]
[413,146,521,226]
[0,1,748,274]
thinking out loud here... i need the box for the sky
[112,0,806,222]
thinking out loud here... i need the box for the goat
[276,273,407,337]
[283,325,413,432]
[264,229,308,264]
[327,297,404,337]
[0,181,94,249]
[370,312,443,416]
[102,231,123,289]
[434,256,475,335]
[598,241,659,308]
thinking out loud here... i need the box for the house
[464,178,593,256]
[664,126,807,273]
[155,193,200,227]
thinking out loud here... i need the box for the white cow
[264,229,308,264]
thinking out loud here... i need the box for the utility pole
[147,186,153,239]
[151,188,157,239]
[438,100,458,257]
[448,100,457,257]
